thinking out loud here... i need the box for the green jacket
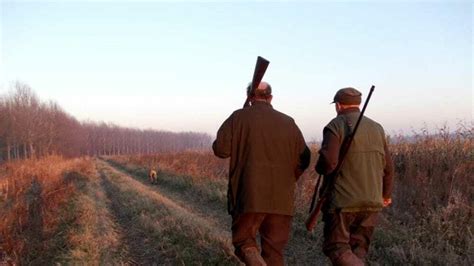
[213,101,310,216]
[316,108,394,212]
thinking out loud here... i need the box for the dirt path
[99,172,154,264]
[97,160,238,265]
[106,160,232,235]
[63,169,132,264]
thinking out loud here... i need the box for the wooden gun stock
[306,195,326,231]
[244,56,270,108]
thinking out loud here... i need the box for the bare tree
[0,82,212,161]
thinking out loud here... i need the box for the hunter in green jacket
[213,82,310,266]
[315,87,394,266]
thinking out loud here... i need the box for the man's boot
[333,250,364,266]
[241,247,267,266]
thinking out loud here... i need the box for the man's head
[246,81,272,103]
[332,87,361,113]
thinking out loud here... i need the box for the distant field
[0,128,472,265]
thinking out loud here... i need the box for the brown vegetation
[115,151,229,181]
[109,124,473,264]
[0,155,239,264]
[0,156,95,263]
[376,125,473,264]
[0,117,474,265]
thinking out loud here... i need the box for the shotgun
[244,56,270,108]
[306,85,375,232]
[226,56,270,214]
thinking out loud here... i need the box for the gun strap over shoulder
[322,115,357,200]
[342,115,355,140]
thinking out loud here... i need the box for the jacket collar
[337,107,360,116]
[251,101,273,108]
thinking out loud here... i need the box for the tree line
[0,82,212,162]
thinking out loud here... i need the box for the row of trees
[0,82,212,162]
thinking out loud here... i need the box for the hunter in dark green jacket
[213,82,310,266]
[315,87,394,266]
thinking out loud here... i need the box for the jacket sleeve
[294,125,311,180]
[382,141,394,199]
[315,127,340,175]
[212,114,233,159]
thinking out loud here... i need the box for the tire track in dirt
[98,160,238,265]
[60,169,133,264]
[99,172,153,265]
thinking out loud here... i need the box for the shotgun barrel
[244,56,270,108]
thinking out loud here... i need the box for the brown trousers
[232,213,292,266]
[322,211,378,266]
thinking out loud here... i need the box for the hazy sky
[1,0,472,140]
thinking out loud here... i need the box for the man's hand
[383,198,392,207]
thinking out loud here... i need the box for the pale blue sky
[1,0,472,140]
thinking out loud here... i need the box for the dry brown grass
[375,125,473,264]
[390,125,473,215]
[114,151,229,181]
[109,124,473,264]
[1,123,471,264]
[0,156,95,264]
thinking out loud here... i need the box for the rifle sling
[321,114,357,200]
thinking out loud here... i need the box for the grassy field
[105,126,473,265]
[0,127,472,265]
[0,157,239,265]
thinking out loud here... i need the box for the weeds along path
[97,160,239,265]
[0,158,131,265]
